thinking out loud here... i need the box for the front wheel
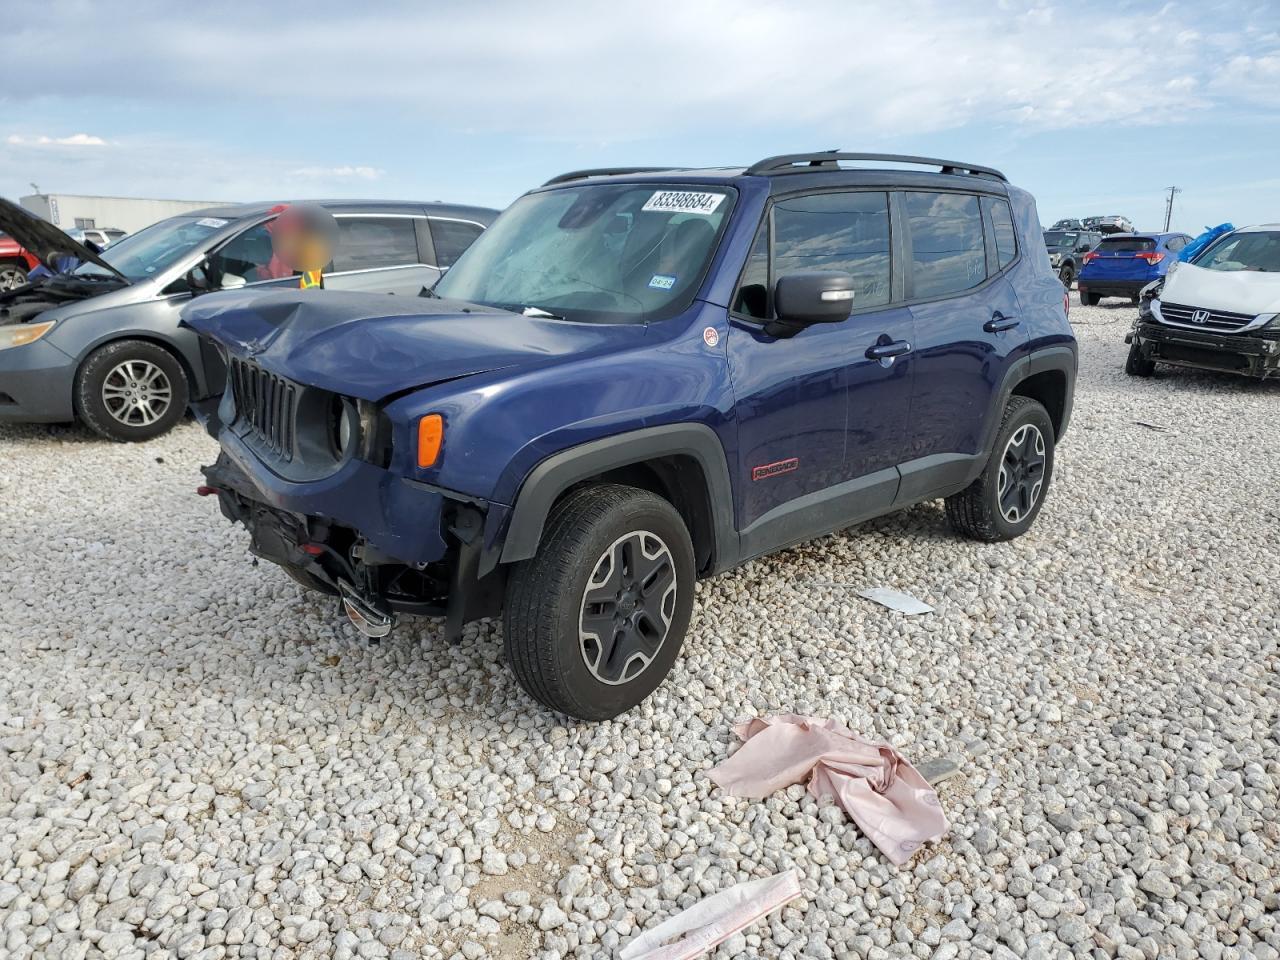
[75,339,190,441]
[1125,342,1156,377]
[1058,264,1075,288]
[503,484,695,721]
[946,396,1055,542]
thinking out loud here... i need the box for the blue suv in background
[1077,231,1191,305]
[184,152,1076,720]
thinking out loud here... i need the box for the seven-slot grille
[1157,301,1256,332]
[229,357,297,460]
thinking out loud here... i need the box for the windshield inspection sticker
[649,274,677,290]
[196,217,229,229]
[642,190,725,216]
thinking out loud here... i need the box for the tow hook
[338,580,395,643]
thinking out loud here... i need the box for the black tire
[1125,343,1156,378]
[0,261,28,291]
[1129,296,1140,305]
[946,396,1055,543]
[503,483,695,721]
[1080,291,1101,306]
[1058,264,1074,288]
[75,339,190,442]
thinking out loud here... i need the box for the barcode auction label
[641,190,725,215]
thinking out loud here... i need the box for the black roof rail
[543,166,680,186]
[745,151,1008,182]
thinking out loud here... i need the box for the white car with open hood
[1125,224,1280,380]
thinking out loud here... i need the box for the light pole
[1163,186,1181,232]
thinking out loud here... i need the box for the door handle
[865,340,912,360]
[984,313,1020,333]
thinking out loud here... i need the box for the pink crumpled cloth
[707,714,948,865]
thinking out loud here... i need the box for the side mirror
[765,272,856,338]
[186,258,237,295]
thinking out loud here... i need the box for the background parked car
[1049,218,1084,231]
[66,226,127,249]
[0,198,497,441]
[1042,228,1102,287]
[1126,224,1280,379]
[1082,214,1135,235]
[0,232,40,290]
[1077,232,1191,305]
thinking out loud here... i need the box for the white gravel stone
[1,302,1277,959]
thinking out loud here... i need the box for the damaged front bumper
[1126,320,1280,380]
[203,431,505,639]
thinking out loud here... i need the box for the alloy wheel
[0,266,26,291]
[997,423,1047,523]
[102,359,173,427]
[578,530,677,685]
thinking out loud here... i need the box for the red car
[0,231,40,291]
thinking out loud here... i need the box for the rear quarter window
[430,218,485,269]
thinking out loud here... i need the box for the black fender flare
[978,345,1077,460]
[493,422,739,575]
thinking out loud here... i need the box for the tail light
[1134,252,1164,264]
[1082,251,1100,264]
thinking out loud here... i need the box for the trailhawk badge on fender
[703,327,720,347]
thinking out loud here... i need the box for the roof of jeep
[536,153,1015,196]
[182,199,498,222]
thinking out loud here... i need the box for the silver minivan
[0,198,496,440]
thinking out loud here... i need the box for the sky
[2,0,1278,234]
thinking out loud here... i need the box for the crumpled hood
[1160,262,1280,315]
[181,288,648,401]
[0,197,128,280]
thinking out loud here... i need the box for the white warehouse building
[19,193,228,235]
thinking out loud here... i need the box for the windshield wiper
[521,305,565,320]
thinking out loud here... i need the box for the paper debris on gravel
[618,869,802,960]
[708,715,948,865]
[857,586,934,615]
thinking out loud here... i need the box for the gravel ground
[1,301,1277,960]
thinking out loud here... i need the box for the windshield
[74,215,237,281]
[1195,230,1280,272]
[1043,231,1079,249]
[434,183,734,323]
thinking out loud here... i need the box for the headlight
[330,396,358,459]
[0,320,55,350]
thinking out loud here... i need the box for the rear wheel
[1080,291,1101,306]
[75,339,190,442]
[946,396,1055,542]
[0,262,28,291]
[1125,343,1156,377]
[503,484,695,720]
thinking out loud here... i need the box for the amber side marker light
[417,414,444,468]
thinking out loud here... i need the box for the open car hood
[181,288,647,402]
[0,197,129,281]
[1161,262,1280,316]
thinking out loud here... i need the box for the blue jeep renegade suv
[184,152,1076,720]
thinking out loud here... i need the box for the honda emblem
[1191,309,1210,324]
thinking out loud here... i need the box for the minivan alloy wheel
[102,359,173,426]
[579,530,677,685]
[998,423,1046,523]
[0,265,27,290]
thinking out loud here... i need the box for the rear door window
[429,218,485,269]
[332,217,421,271]
[904,192,988,298]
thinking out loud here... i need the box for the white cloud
[289,165,384,180]
[7,133,107,147]
[2,0,1276,141]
